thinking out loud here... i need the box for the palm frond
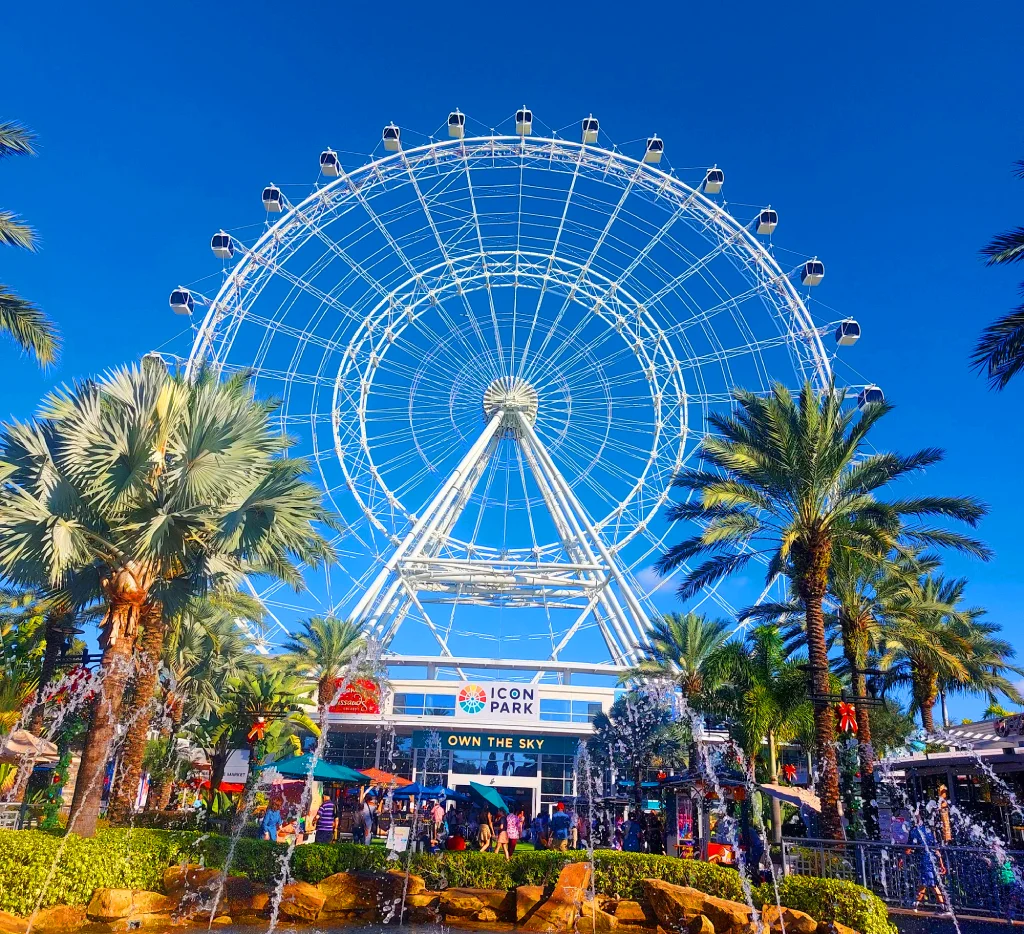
[0,287,58,366]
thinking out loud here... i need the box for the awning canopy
[360,767,412,787]
[0,730,58,766]
[756,782,823,814]
[257,754,369,784]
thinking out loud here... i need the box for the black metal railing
[781,837,1024,918]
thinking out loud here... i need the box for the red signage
[328,678,380,715]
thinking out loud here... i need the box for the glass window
[393,693,425,714]
[540,699,571,721]
[452,750,481,775]
[325,729,378,771]
[571,701,602,723]
[425,694,455,716]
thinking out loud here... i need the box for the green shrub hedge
[0,828,891,934]
[757,876,895,934]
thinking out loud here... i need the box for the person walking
[314,793,338,844]
[550,802,571,851]
[478,808,494,851]
[495,809,510,859]
[506,808,523,854]
[909,815,947,911]
[355,791,374,845]
[431,799,445,837]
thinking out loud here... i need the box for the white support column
[517,430,630,663]
[350,410,505,629]
[518,425,638,662]
[518,413,649,655]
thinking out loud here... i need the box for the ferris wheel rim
[184,134,831,390]
[177,120,847,656]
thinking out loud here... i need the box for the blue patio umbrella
[468,781,509,812]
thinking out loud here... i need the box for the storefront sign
[454,682,539,722]
[224,748,251,784]
[329,678,380,715]
[412,730,579,756]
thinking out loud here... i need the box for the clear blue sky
[3,1,1023,720]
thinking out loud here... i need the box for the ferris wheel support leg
[349,411,504,628]
[518,427,638,663]
[518,414,649,657]
[517,432,631,663]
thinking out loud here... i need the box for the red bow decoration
[836,702,858,734]
[782,764,798,782]
[247,717,267,743]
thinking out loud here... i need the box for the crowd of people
[258,784,673,860]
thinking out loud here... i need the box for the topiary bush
[756,876,895,934]
[0,827,892,934]
[593,850,745,901]
[0,828,200,916]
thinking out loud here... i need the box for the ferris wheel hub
[483,376,539,434]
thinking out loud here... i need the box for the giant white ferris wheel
[171,107,871,675]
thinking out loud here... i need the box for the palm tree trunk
[69,567,150,837]
[767,731,783,845]
[146,695,181,812]
[27,610,71,736]
[799,545,844,841]
[917,670,939,734]
[842,629,879,838]
[67,622,135,836]
[107,604,166,824]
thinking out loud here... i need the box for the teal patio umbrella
[258,754,369,784]
[468,781,508,812]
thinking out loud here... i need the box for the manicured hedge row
[0,829,892,934]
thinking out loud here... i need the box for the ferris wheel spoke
[399,151,504,374]
[520,158,645,376]
[460,146,508,378]
[515,142,585,379]
[340,169,488,367]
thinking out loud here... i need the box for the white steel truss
[349,404,649,665]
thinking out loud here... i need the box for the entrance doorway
[454,783,536,821]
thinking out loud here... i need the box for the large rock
[577,897,618,934]
[521,862,595,933]
[0,912,27,934]
[689,916,716,934]
[318,870,411,915]
[318,871,382,912]
[762,906,818,934]
[221,877,272,917]
[701,895,755,934]
[386,869,425,896]
[817,923,859,934]
[162,865,222,895]
[440,888,514,920]
[615,900,658,928]
[640,881,756,934]
[517,885,546,922]
[277,881,325,921]
[85,890,172,923]
[31,906,87,934]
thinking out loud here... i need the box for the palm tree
[657,380,988,839]
[936,604,1023,724]
[877,575,1016,732]
[719,625,812,843]
[0,122,59,366]
[280,616,368,714]
[973,160,1024,389]
[127,591,260,813]
[196,668,317,815]
[0,360,335,835]
[627,611,736,713]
